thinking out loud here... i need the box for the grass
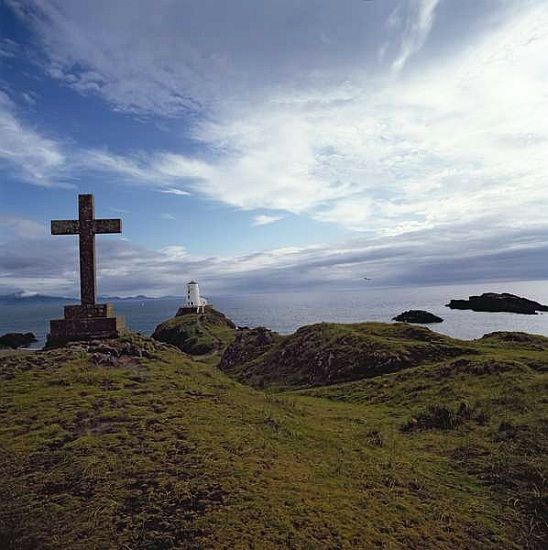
[0,328,546,548]
[152,307,236,356]
[221,322,481,389]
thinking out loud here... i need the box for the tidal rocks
[393,310,443,324]
[0,332,37,349]
[446,293,548,315]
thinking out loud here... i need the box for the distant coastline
[0,293,182,305]
[1,281,547,349]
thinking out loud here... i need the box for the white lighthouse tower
[184,280,208,313]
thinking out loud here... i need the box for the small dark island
[446,292,548,315]
[392,310,443,324]
[0,332,37,349]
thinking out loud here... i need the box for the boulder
[392,310,443,324]
[446,293,548,315]
[0,332,37,349]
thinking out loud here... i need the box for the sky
[0,0,547,297]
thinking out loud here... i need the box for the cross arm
[51,220,79,235]
[94,219,122,234]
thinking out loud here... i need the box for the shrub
[401,402,474,432]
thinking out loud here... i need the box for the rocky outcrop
[0,332,37,349]
[220,327,282,371]
[219,322,475,390]
[152,307,236,355]
[479,331,548,351]
[393,310,443,324]
[446,293,548,315]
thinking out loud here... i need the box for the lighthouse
[183,280,208,313]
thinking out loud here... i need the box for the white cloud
[0,91,67,186]
[0,38,18,58]
[0,215,46,239]
[164,1,546,233]
[252,215,283,226]
[7,0,392,116]
[1,215,547,296]
[21,92,37,106]
[66,1,548,236]
[391,0,440,74]
[160,213,175,220]
[3,0,548,243]
[160,245,187,260]
[159,188,191,196]
[314,198,373,230]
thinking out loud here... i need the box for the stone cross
[51,194,121,305]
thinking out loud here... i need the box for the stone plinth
[47,303,125,347]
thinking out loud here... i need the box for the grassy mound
[152,307,236,355]
[297,343,548,548]
[220,322,476,390]
[1,329,547,548]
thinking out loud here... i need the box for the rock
[219,322,474,390]
[392,310,443,324]
[446,293,548,315]
[82,334,169,366]
[87,344,121,357]
[220,327,280,371]
[152,307,236,355]
[0,332,37,349]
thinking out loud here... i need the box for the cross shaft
[51,194,121,305]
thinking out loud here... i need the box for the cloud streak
[1,215,547,297]
[252,215,283,226]
[71,2,547,239]
[391,0,440,74]
[0,91,67,186]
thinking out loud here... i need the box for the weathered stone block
[64,303,114,319]
[47,312,125,346]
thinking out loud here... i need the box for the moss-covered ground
[152,307,236,356]
[0,329,546,548]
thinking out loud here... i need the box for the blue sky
[0,0,547,297]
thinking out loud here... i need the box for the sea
[1,280,547,349]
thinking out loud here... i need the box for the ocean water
[1,280,547,349]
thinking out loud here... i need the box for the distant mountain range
[0,293,178,304]
[0,293,78,305]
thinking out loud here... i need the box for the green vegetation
[0,326,546,548]
[220,322,477,389]
[152,307,236,355]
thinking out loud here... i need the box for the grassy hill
[152,307,236,355]
[220,322,481,390]
[0,327,546,548]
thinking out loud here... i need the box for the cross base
[46,303,125,347]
